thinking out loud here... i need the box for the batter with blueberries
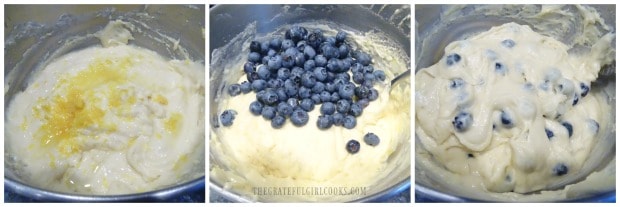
[416,22,614,193]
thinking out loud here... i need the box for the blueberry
[354,85,371,99]
[336,31,347,43]
[314,67,328,82]
[284,82,298,97]
[338,83,355,99]
[326,58,341,72]
[248,52,261,63]
[446,53,461,66]
[545,128,554,139]
[580,82,590,97]
[294,53,306,67]
[362,65,374,74]
[220,110,236,127]
[357,99,370,108]
[251,79,267,92]
[368,88,379,101]
[239,81,252,94]
[332,113,344,126]
[287,98,299,108]
[271,115,286,128]
[287,26,307,43]
[311,93,322,104]
[339,44,350,58]
[320,91,332,102]
[276,88,288,101]
[281,39,294,50]
[330,92,340,102]
[352,72,365,84]
[306,30,324,49]
[249,41,261,53]
[343,115,357,129]
[314,55,327,67]
[500,111,514,128]
[290,67,304,79]
[373,70,386,82]
[311,82,325,94]
[301,72,317,88]
[304,60,316,71]
[317,115,333,129]
[304,45,316,59]
[275,102,293,117]
[261,89,279,105]
[281,53,295,68]
[298,86,312,99]
[572,94,579,105]
[450,78,465,89]
[267,56,283,70]
[335,72,350,83]
[290,109,309,126]
[336,99,351,114]
[261,56,269,65]
[562,122,573,137]
[495,62,507,75]
[552,163,568,176]
[341,58,353,70]
[325,36,337,46]
[354,51,372,66]
[299,98,315,111]
[277,68,291,80]
[350,103,363,117]
[267,49,277,57]
[364,73,376,84]
[453,112,473,132]
[270,38,282,50]
[261,106,276,120]
[322,45,339,59]
[296,40,307,51]
[228,83,241,96]
[267,79,283,88]
[318,102,335,115]
[346,139,360,154]
[325,82,337,93]
[351,63,364,73]
[243,62,255,74]
[501,39,515,48]
[363,133,380,146]
[260,41,270,55]
[256,65,271,80]
[249,101,263,115]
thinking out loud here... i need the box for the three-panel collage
[2,3,616,204]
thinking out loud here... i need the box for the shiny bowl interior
[209,4,411,202]
[4,5,205,201]
[415,4,616,202]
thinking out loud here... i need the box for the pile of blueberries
[222,26,386,130]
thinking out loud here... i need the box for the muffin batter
[5,20,205,195]
[210,23,410,202]
[416,22,613,193]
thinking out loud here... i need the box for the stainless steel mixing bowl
[415,4,616,202]
[209,4,411,202]
[4,5,205,202]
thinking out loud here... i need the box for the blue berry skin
[330,92,340,102]
[357,99,370,108]
[580,82,590,97]
[314,55,327,67]
[284,82,298,97]
[336,31,347,43]
[572,94,579,106]
[351,63,364,73]
[500,111,514,128]
[545,128,554,139]
[373,70,386,82]
[339,44,350,58]
[363,133,380,146]
[294,53,306,67]
[343,115,357,129]
[317,115,333,129]
[325,36,337,46]
[335,72,351,83]
[271,115,286,128]
[276,88,288,101]
[562,122,573,137]
[220,110,236,127]
[290,109,310,126]
[243,62,254,74]
[453,112,473,132]
[248,52,261,63]
[354,85,371,99]
[320,91,332,102]
[314,67,328,82]
[502,39,516,48]
[281,54,295,68]
[296,40,307,51]
[446,53,461,66]
[354,51,372,66]
[352,72,365,84]
[267,79,284,89]
[553,163,568,176]
[306,30,324,49]
[304,45,317,59]
[251,79,267,92]
[350,103,363,117]
[239,81,252,94]
[325,82,337,93]
[362,80,374,87]
[228,83,241,96]
[249,101,263,115]
[287,26,307,43]
[326,58,341,72]
[495,62,507,75]
[290,67,304,81]
[261,89,279,105]
[267,49,277,57]
[338,83,355,100]
[341,58,353,70]
[364,73,376,83]
[588,119,600,134]
[450,78,465,89]
[368,88,379,101]
[336,99,351,114]
[320,102,336,115]
[281,39,294,50]
[260,41,270,55]
[346,139,360,154]
[301,72,317,88]
[249,41,261,53]
[312,82,325,94]
[298,86,312,99]
[362,65,374,74]
[261,106,277,120]
[299,98,315,111]
[270,38,282,50]
[277,102,294,116]
[323,45,340,59]
[256,65,271,80]
[304,60,316,71]
[332,113,344,126]
[261,56,270,65]
[277,68,291,80]
[287,98,299,108]
[311,93,322,104]
[267,55,283,70]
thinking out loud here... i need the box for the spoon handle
[391,69,411,86]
